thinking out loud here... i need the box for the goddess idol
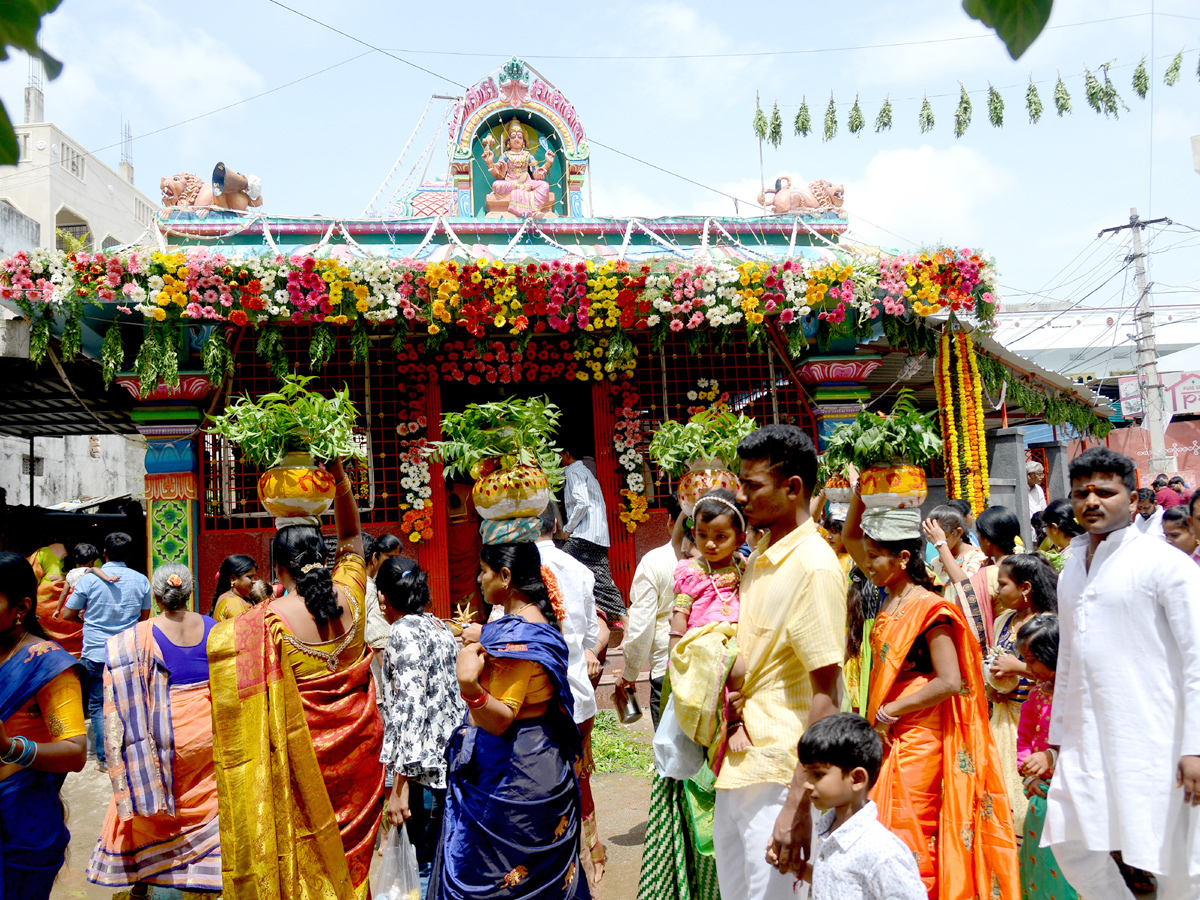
[483,120,555,217]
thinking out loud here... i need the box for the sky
[0,0,1197,358]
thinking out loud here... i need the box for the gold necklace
[511,601,535,616]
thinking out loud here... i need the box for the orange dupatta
[867,589,1018,900]
[208,601,384,900]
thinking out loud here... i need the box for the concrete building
[0,73,150,508]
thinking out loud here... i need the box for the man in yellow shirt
[714,425,847,899]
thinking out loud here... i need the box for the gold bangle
[334,478,354,497]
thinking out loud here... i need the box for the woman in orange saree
[845,497,1018,900]
[28,543,84,657]
[208,458,385,900]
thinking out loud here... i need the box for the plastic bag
[653,694,705,780]
[371,822,421,900]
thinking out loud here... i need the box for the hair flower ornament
[167,573,183,587]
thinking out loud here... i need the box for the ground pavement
[50,654,656,900]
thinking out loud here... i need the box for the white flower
[687,391,698,401]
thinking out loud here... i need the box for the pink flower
[117,305,131,314]
[780,308,795,324]
[669,319,684,332]
[291,311,306,324]
[122,283,136,296]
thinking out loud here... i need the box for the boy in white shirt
[786,713,926,900]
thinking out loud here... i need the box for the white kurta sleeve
[1048,567,1077,746]
[622,557,660,677]
[582,568,599,648]
[1158,553,1200,756]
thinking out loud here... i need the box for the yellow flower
[353,285,368,301]
[152,307,166,321]
[428,324,441,335]
[356,299,369,313]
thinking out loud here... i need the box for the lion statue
[757,177,845,215]
[161,168,263,211]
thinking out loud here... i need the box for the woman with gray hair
[85,563,222,896]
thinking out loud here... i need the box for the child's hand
[96,569,119,583]
[1023,774,1048,799]
[726,722,753,753]
[1019,750,1054,780]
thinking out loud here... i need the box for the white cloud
[840,144,1015,251]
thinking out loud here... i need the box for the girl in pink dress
[669,489,750,751]
[1015,614,1079,900]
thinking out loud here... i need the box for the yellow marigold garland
[937,331,962,501]
[965,331,990,513]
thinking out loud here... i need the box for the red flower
[229,309,249,326]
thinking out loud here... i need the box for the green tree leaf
[963,0,1053,60]
[0,0,63,164]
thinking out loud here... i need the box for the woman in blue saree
[0,550,87,899]
[431,539,589,900]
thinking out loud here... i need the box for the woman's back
[271,553,368,678]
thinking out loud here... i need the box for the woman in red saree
[208,458,385,900]
[845,495,1018,900]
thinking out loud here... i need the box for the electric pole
[1099,208,1173,473]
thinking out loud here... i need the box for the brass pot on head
[212,162,251,198]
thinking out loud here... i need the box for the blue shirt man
[62,531,150,770]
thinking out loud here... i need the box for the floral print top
[378,612,465,788]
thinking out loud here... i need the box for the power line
[371,14,1159,61]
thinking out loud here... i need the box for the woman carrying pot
[431,524,589,900]
[208,457,385,900]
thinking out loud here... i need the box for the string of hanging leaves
[754,49,1198,142]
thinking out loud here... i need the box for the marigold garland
[939,328,990,515]
[965,331,990,513]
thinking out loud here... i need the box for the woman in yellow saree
[845,496,1018,900]
[208,458,385,900]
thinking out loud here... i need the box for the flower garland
[610,382,649,531]
[686,377,729,416]
[0,246,1001,380]
[938,328,990,515]
[432,338,581,384]
[964,330,990,515]
[395,352,434,544]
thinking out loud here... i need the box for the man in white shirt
[1027,460,1048,516]
[537,503,605,883]
[1045,447,1200,900]
[561,443,626,666]
[619,493,684,728]
[1134,488,1165,539]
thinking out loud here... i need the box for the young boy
[792,713,926,900]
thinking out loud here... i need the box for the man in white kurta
[1045,447,1200,900]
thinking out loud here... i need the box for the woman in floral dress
[377,557,465,876]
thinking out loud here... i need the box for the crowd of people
[2,433,1199,900]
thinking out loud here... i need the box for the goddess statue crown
[504,120,526,144]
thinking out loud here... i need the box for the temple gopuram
[0,58,1113,610]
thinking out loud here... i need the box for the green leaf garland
[309,322,335,371]
[1084,67,1103,113]
[350,318,370,363]
[256,323,290,381]
[823,93,837,141]
[848,95,865,135]
[768,103,783,148]
[753,105,768,141]
[59,302,82,361]
[100,324,123,390]
[1099,63,1127,118]
[201,326,233,384]
[1132,56,1149,99]
[954,84,972,138]
[1054,72,1072,115]
[875,96,893,133]
[987,83,1004,127]
[794,97,811,137]
[133,325,181,397]
[919,94,935,133]
[1164,50,1182,86]
[1026,77,1043,123]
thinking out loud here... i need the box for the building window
[16,133,28,161]
[134,199,154,226]
[101,235,120,250]
[60,142,85,180]
[21,455,44,476]
[89,435,101,458]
